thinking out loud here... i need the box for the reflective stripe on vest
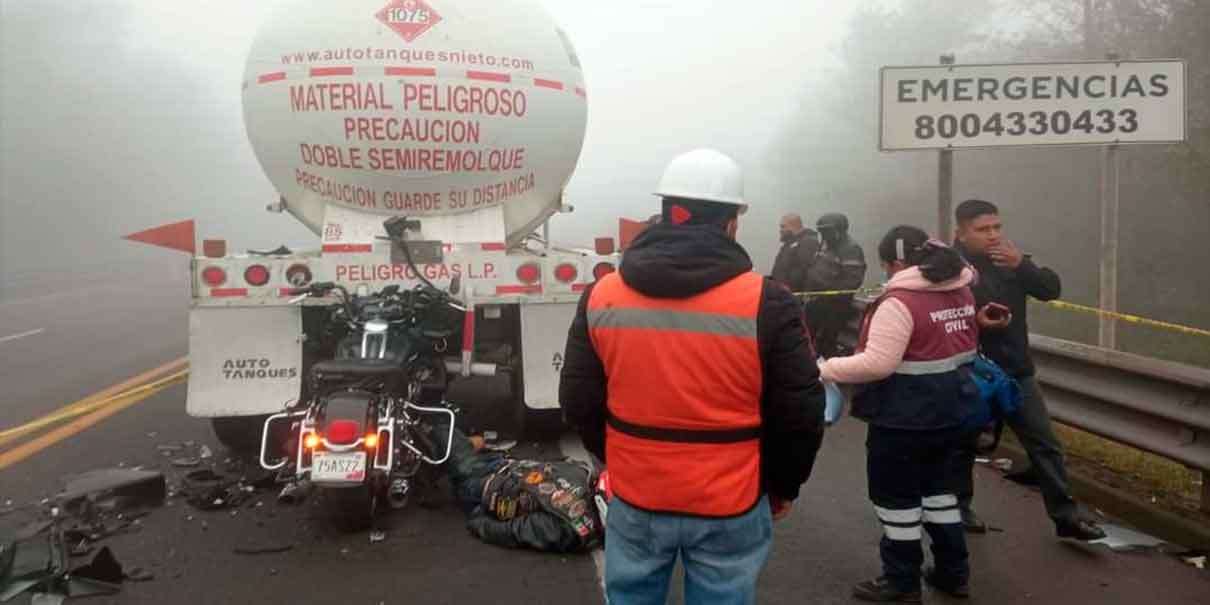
[588,271,765,517]
[897,351,978,375]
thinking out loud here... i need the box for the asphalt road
[1,279,1208,604]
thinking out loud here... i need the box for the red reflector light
[593,263,616,280]
[285,264,312,287]
[244,264,271,287]
[516,263,541,284]
[326,420,360,445]
[554,263,578,283]
[201,266,227,287]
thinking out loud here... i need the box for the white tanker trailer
[180,0,613,448]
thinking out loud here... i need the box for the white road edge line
[559,431,607,597]
[0,328,44,344]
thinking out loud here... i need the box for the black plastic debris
[0,517,70,603]
[72,547,123,584]
[56,469,167,512]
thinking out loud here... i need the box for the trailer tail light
[593,263,616,281]
[554,263,578,283]
[201,266,227,287]
[244,264,271,287]
[286,264,312,287]
[516,263,541,284]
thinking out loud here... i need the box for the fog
[0,0,855,299]
[2,0,1207,365]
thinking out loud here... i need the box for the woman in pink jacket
[819,225,988,603]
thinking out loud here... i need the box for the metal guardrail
[844,298,1210,511]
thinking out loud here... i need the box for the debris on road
[369,530,386,544]
[1088,523,1167,551]
[56,468,167,511]
[233,543,294,556]
[277,481,312,505]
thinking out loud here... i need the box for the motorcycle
[259,273,489,531]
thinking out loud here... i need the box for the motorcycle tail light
[303,433,321,449]
[364,433,379,449]
[326,419,360,444]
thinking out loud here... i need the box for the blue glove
[824,380,845,425]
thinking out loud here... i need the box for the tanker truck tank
[242,0,587,246]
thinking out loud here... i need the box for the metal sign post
[1098,52,1122,350]
[938,54,956,241]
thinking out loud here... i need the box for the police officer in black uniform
[805,212,867,356]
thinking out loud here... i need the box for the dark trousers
[957,377,1079,524]
[867,424,970,592]
[804,295,857,357]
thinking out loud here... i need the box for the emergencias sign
[879,60,1186,151]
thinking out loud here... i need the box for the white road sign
[879,60,1186,151]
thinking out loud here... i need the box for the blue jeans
[605,496,772,605]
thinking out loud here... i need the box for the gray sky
[0,0,859,290]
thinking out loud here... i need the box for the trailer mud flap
[186,306,303,418]
[519,302,576,410]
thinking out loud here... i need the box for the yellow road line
[0,369,189,470]
[0,356,187,447]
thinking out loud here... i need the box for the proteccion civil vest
[850,287,981,430]
[587,271,765,517]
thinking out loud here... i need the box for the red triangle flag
[123,220,196,255]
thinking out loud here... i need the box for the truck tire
[210,415,269,454]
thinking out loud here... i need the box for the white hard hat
[654,149,746,213]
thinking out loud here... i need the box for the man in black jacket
[805,212,867,356]
[954,199,1105,541]
[560,149,825,603]
[771,213,821,293]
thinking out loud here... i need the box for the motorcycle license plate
[312,451,367,483]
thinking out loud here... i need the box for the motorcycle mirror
[448,275,462,296]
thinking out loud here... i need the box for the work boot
[852,577,922,603]
[960,504,988,534]
[1056,518,1106,541]
[924,567,970,599]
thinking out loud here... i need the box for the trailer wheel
[211,415,270,454]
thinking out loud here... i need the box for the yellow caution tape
[1033,300,1210,339]
[793,286,1210,339]
[794,287,883,299]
